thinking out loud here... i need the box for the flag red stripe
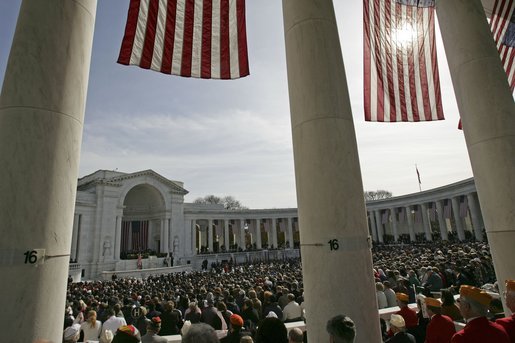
[429,10,444,120]
[396,2,408,121]
[364,0,372,121]
[417,7,432,121]
[220,0,231,79]
[385,1,396,121]
[237,0,249,77]
[161,0,178,74]
[407,7,420,121]
[118,0,142,65]
[373,0,385,121]
[181,0,195,77]
[201,0,213,78]
[140,0,160,69]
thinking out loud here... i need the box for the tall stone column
[0,1,97,341]
[208,219,214,252]
[282,1,381,341]
[420,203,432,241]
[224,219,230,250]
[435,201,449,241]
[368,211,378,242]
[114,215,121,260]
[436,0,515,304]
[287,217,294,248]
[390,208,399,242]
[255,219,262,249]
[374,210,384,243]
[406,206,416,242]
[451,197,465,241]
[271,218,278,249]
[163,218,169,253]
[467,193,484,241]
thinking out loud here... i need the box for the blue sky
[0,1,473,208]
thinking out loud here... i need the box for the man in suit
[496,280,515,343]
[386,314,416,343]
[424,297,455,343]
[451,285,509,343]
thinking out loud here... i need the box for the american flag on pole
[118,0,249,79]
[364,0,444,122]
[492,0,515,90]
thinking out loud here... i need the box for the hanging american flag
[118,0,249,79]
[364,0,444,122]
[414,205,422,223]
[131,220,149,251]
[492,0,515,90]
[443,199,452,219]
[459,0,515,130]
[121,221,132,253]
[381,210,389,224]
[398,207,405,223]
[459,196,469,218]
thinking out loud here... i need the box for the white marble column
[467,193,484,241]
[287,217,294,248]
[224,219,230,250]
[390,208,399,242]
[71,214,80,261]
[437,0,515,308]
[0,1,97,341]
[451,197,465,241]
[435,201,449,241]
[282,1,380,341]
[368,212,378,242]
[163,218,169,253]
[406,206,416,242]
[421,203,432,241]
[255,219,262,249]
[271,218,278,249]
[208,219,214,252]
[374,210,384,243]
[114,215,121,260]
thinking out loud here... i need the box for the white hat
[390,314,405,328]
[63,324,80,341]
[266,311,278,318]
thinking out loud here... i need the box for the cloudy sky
[0,1,473,209]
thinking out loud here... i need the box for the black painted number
[328,239,339,251]
[24,250,38,264]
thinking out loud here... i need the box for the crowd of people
[62,241,514,342]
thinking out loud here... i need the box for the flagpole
[416,164,422,192]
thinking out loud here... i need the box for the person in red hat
[424,297,455,343]
[451,285,509,343]
[221,314,248,343]
[496,280,515,343]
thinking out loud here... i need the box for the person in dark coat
[159,301,182,336]
[200,300,222,330]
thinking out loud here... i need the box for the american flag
[121,221,132,253]
[428,202,436,221]
[381,210,390,224]
[398,207,405,223]
[414,205,422,223]
[459,196,469,218]
[118,0,249,79]
[364,0,444,122]
[131,220,149,251]
[443,199,452,219]
[278,218,286,233]
[492,0,515,90]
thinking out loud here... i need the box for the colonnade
[367,191,484,243]
[188,217,299,254]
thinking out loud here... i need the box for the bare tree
[364,190,393,201]
[193,195,247,210]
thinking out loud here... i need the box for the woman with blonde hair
[80,310,101,342]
